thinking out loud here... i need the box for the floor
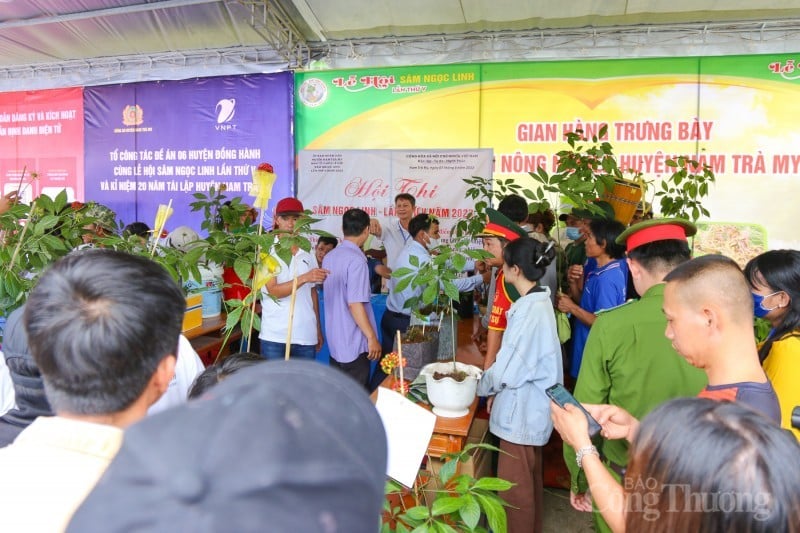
[453,314,595,532]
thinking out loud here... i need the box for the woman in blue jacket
[477,237,563,533]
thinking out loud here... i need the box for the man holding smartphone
[562,219,708,533]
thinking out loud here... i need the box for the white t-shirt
[147,335,205,415]
[259,248,318,346]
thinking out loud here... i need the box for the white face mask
[428,237,441,249]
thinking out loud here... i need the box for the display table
[373,375,479,459]
[183,315,243,366]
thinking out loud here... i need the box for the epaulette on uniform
[595,298,635,316]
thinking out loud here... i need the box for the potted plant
[392,231,491,413]
[0,190,97,319]
[525,125,715,225]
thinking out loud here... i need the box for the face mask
[565,227,582,241]
[752,291,782,318]
[428,238,441,249]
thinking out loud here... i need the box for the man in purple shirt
[322,209,382,388]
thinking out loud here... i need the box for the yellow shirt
[763,334,800,441]
[0,416,123,532]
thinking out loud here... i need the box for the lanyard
[398,221,410,243]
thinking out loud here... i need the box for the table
[183,315,243,366]
[373,375,479,458]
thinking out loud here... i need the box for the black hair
[24,249,185,415]
[502,237,555,283]
[408,213,433,238]
[342,208,370,237]
[497,194,528,225]
[527,208,556,235]
[626,397,800,532]
[187,352,265,399]
[664,254,752,325]
[627,239,691,273]
[317,236,338,248]
[588,218,627,259]
[122,222,151,238]
[394,193,416,207]
[744,250,800,363]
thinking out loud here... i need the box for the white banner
[298,149,493,244]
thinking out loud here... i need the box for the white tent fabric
[1,0,800,90]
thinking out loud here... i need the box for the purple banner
[84,73,294,233]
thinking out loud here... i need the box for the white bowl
[420,361,482,418]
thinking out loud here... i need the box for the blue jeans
[260,340,316,361]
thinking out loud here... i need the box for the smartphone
[546,383,602,437]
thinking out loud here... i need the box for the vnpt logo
[215,98,236,131]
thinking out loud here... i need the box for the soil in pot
[432,370,467,382]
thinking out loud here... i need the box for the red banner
[0,87,84,202]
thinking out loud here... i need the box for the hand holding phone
[546,383,602,438]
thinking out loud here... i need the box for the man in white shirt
[369,193,416,269]
[260,197,329,360]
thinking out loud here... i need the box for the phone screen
[546,384,602,437]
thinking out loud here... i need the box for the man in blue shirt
[322,209,382,388]
[370,214,485,390]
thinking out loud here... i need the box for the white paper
[375,387,437,487]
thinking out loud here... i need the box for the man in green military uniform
[563,218,707,532]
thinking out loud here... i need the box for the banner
[298,149,493,242]
[84,73,294,232]
[0,87,84,202]
[296,54,800,253]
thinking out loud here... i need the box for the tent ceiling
[1,0,800,89]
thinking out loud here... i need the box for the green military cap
[616,217,697,252]
[571,200,615,221]
[476,208,527,241]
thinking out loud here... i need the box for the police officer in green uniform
[563,218,708,533]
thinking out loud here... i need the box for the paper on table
[375,387,437,487]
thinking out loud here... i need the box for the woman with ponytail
[477,237,563,533]
[744,249,800,441]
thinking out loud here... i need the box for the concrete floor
[543,488,595,532]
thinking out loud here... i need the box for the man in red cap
[561,218,707,533]
[260,197,329,360]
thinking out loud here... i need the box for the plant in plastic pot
[391,229,491,415]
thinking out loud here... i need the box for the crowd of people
[0,188,798,532]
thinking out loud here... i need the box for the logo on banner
[214,99,237,131]
[298,78,328,107]
[122,105,144,126]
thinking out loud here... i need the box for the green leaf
[432,496,465,516]
[452,254,467,272]
[473,477,515,491]
[404,506,430,520]
[409,254,420,267]
[439,457,458,484]
[233,257,252,287]
[460,494,481,530]
[442,280,460,302]
[474,493,508,533]
[422,282,439,305]
[393,275,413,294]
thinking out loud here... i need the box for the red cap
[617,218,697,252]
[275,197,304,215]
